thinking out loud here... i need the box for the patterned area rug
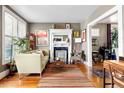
[38,63,94,88]
[92,70,110,78]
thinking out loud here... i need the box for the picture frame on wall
[92,38,98,46]
[73,31,80,38]
[65,23,71,29]
[82,29,86,42]
[35,30,48,46]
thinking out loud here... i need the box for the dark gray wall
[29,23,81,49]
[92,23,107,51]
[29,23,80,32]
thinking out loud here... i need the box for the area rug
[92,69,110,78]
[38,63,95,88]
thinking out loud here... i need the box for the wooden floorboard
[0,63,112,88]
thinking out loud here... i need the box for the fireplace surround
[49,29,72,64]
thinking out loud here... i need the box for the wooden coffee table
[53,61,65,67]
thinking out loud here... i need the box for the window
[92,28,100,37]
[4,37,12,61]
[3,11,26,64]
[18,21,26,38]
[4,12,17,63]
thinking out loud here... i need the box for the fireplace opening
[54,47,68,64]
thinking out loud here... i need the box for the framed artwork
[73,31,80,38]
[35,30,48,46]
[82,29,86,42]
[65,23,71,29]
[92,38,98,46]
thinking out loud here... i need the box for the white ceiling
[98,13,118,24]
[10,5,99,23]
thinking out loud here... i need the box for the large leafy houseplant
[111,28,118,60]
[111,28,118,48]
[8,38,30,75]
[13,38,30,53]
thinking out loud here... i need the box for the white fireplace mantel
[49,29,72,64]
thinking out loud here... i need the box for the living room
[0,5,93,87]
[0,4,124,89]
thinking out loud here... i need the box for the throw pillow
[42,50,48,56]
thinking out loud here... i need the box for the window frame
[92,28,100,37]
[2,6,27,65]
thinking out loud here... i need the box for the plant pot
[112,48,118,60]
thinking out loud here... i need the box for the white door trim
[86,6,118,67]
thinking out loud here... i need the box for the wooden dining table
[103,60,124,88]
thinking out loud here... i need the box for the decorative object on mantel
[66,38,70,43]
[54,24,65,29]
[65,23,71,29]
[82,29,86,42]
[51,24,55,29]
[35,30,48,46]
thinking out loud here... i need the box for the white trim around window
[2,6,27,65]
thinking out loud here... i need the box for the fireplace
[54,47,68,64]
[49,29,72,64]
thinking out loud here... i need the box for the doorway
[92,13,118,65]
[91,14,118,77]
[86,6,120,67]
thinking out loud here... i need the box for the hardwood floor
[0,74,40,88]
[0,63,110,88]
[77,63,104,88]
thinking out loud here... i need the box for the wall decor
[73,31,80,38]
[65,23,71,29]
[54,24,65,29]
[35,30,48,46]
[82,29,86,42]
[92,38,98,46]
[75,38,82,43]
[51,24,55,29]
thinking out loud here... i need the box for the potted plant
[13,38,30,53]
[111,28,118,60]
[8,38,30,76]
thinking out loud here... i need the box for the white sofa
[14,49,49,78]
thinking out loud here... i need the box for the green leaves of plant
[13,38,29,53]
[111,28,118,48]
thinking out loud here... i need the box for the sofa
[14,49,49,78]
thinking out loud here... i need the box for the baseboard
[0,69,9,80]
